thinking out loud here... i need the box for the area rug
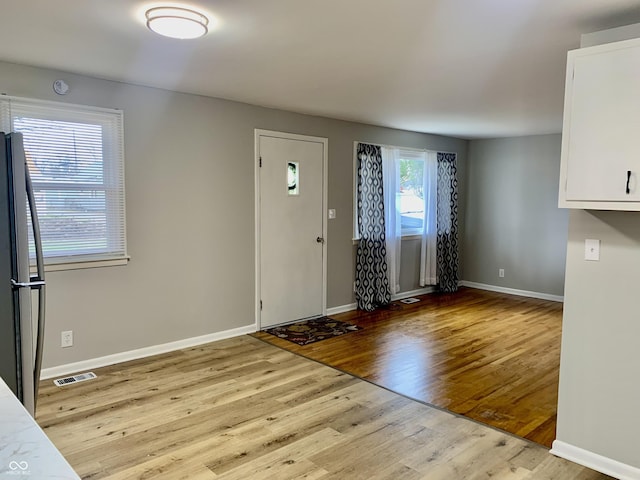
[264,317,362,346]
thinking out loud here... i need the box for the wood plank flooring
[36,336,611,480]
[254,287,562,447]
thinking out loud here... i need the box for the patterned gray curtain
[436,152,459,293]
[355,143,391,311]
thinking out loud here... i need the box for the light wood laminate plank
[36,336,611,480]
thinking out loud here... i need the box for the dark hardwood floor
[253,287,562,447]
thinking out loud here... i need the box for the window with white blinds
[0,96,127,265]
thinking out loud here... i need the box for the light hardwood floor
[36,336,611,479]
[255,287,562,447]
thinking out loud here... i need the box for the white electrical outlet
[499,269,505,278]
[61,331,73,348]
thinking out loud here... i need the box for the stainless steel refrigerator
[0,132,46,417]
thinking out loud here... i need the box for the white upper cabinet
[559,37,640,210]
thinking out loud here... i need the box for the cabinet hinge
[260,300,263,310]
[259,157,262,168]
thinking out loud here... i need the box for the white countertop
[0,378,80,479]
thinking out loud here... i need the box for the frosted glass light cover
[146,7,209,39]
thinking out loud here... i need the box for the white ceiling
[1,1,639,139]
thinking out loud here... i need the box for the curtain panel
[381,147,401,295]
[436,152,460,293]
[355,143,391,311]
[420,151,438,286]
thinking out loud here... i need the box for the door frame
[254,129,328,330]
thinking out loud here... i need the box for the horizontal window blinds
[0,96,127,264]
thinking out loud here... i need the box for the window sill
[31,257,130,273]
[352,235,422,245]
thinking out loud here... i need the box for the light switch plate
[328,209,336,219]
[584,239,600,261]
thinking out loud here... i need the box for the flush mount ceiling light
[145,6,209,39]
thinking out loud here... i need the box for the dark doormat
[264,317,362,346]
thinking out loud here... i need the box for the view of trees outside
[398,158,425,231]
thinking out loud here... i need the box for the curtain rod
[354,140,457,156]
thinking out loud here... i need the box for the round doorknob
[316,237,324,244]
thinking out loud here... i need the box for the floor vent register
[400,297,420,304]
[53,371,97,387]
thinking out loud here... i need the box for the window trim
[1,95,128,268]
[31,257,129,273]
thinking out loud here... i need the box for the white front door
[256,130,327,328]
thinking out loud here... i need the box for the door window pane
[287,161,299,195]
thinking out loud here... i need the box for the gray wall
[557,210,640,468]
[0,60,467,368]
[463,135,568,296]
[554,23,640,471]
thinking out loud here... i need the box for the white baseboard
[551,440,640,480]
[326,303,357,315]
[326,287,436,316]
[459,281,564,303]
[41,324,256,380]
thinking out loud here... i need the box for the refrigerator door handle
[25,163,46,408]
[11,278,45,288]
[33,280,46,406]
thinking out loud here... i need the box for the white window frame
[353,141,432,241]
[0,95,128,271]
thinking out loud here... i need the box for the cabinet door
[564,41,640,202]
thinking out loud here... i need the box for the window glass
[398,157,424,234]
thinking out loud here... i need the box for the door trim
[254,129,328,330]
